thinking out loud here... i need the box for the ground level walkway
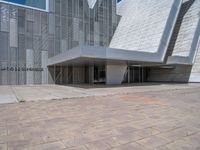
[0,83,200,104]
[0,84,200,149]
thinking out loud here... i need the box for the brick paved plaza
[0,84,200,150]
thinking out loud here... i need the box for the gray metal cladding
[18,34,26,64]
[18,9,25,34]
[0,2,50,85]
[109,0,179,53]
[0,4,9,32]
[2,0,184,85]
[172,0,200,57]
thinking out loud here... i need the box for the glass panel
[0,0,47,10]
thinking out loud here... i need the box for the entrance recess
[94,65,106,84]
[127,66,148,83]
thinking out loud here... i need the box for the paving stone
[166,139,196,150]
[158,126,200,141]
[0,128,6,137]
[111,142,147,150]
[134,128,160,138]
[136,135,172,149]
[40,141,66,150]
[154,146,171,150]
[0,143,7,150]
[0,84,199,149]
[85,140,111,150]
[7,140,29,150]
[62,136,91,148]
[66,145,88,150]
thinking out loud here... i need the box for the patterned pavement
[0,85,200,150]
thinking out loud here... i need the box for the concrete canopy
[48,46,165,67]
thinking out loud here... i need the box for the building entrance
[127,66,148,83]
[49,65,106,85]
[94,65,106,84]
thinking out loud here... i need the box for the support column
[106,64,127,85]
[128,67,130,84]
[89,65,94,84]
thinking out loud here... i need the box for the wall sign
[0,0,48,11]
[0,67,44,72]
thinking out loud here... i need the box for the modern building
[0,0,199,85]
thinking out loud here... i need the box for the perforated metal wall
[0,0,118,85]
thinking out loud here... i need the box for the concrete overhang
[47,46,166,67]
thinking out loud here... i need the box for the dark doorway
[129,66,148,83]
[85,66,89,83]
[94,65,106,84]
[68,66,73,84]
[55,66,62,84]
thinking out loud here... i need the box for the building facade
[0,0,199,85]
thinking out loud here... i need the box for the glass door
[94,65,106,84]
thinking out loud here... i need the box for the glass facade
[0,0,47,11]
[0,0,119,85]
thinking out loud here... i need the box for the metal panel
[26,49,34,84]
[0,32,8,61]
[34,70,42,84]
[18,34,26,64]
[41,50,48,84]
[10,47,17,63]
[41,24,48,51]
[0,0,120,85]
[48,13,55,34]
[26,9,34,21]
[9,18,18,47]
[33,11,41,35]
[49,0,55,12]
[18,9,25,34]
[0,4,9,32]
[0,62,8,85]
[9,63,18,85]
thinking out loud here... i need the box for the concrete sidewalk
[0,83,200,104]
[0,87,18,104]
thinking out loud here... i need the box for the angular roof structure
[110,0,181,53]
[87,0,97,8]
[48,0,182,66]
[167,0,200,65]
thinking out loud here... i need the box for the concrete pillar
[189,73,200,82]
[89,65,94,84]
[128,67,130,83]
[106,64,127,85]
